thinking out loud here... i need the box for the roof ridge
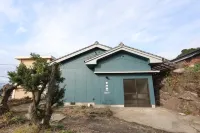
[52,42,111,62]
[124,45,167,60]
[85,43,166,63]
[84,45,120,62]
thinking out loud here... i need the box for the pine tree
[8,53,65,127]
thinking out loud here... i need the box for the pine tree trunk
[42,100,52,128]
[42,65,56,127]
[28,103,39,124]
[28,85,47,124]
[28,91,40,124]
[0,84,16,115]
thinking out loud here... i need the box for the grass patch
[13,124,76,133]
[60,106,113,118]
[2,112,26,125]
[13,124,39,133]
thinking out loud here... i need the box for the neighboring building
[172,48,200,66]
[12,56,55,99]
[52,42,167,108]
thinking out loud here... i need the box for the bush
[10,115,26,124]
[54,123,65,130]
[58,131,75,133]
[86,107,113,118]
[160,65,200,115]
[2,112,26,125]
[163,67,200,95]
[13,125,39,133]
[13,124,75,133]
[187,63,200,72]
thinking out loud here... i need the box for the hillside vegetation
[156,63,200,115]
[177,48,199,58]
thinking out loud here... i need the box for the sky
[0,0,200,83]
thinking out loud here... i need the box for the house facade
[12,56,55,99]
[53,42,165,108]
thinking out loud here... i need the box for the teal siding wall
[60,48,105,103]
[95,51,151,72]
[60,49,155,105]
[98,75,155,105]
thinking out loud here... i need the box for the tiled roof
[85,43,165,64]
[52,41,111,63]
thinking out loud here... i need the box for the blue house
[53,42,166,108]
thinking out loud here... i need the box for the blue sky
[0,0,200,83]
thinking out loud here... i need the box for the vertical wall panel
[86,69,101,104]
[60,49,156,106]
[64,69,76,102]
[75,69,87,102]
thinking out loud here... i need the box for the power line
[0,64,17,66]
[0,76,9,78]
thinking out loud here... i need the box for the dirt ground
[0,103,170,133]
[59,109,170,133]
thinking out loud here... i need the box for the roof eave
[94,70,160,74]
[85,46,163,65]
[51,44,111,64]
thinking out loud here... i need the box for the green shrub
[192,63,200,72]
[44,124,75,133]
[162,65,200,97]
[10,115,26,124]
[58,130,75,133]
[186,63,200,72]
[2,111,26,125]
[2,112,14,123]
[184,109,192,115]
[13,125,39,133]
[55,123,65,130]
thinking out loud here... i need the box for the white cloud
[20,0,196,59]
[156,51,178,60]
[0,0,200,83]
[22,0,160,57]
[16,26,27,34]
[131,31,158,43]
[185,38,200,49]
[0,0,22,22]
[0,49,8,55]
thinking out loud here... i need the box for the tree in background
[8,53,65,127]
[177,48,200,57]
[0,84,17,114]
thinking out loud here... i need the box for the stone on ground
[51,113,66,122]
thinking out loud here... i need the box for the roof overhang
[52,43,111,64]
[85,45,164,65]
[94,70,160,74]
[151,61,175,71]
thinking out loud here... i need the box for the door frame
[123,78,151,107]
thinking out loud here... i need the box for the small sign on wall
[104,81,110,94]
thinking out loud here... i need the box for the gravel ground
[1,104,172,133]
[60,114,170,133]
